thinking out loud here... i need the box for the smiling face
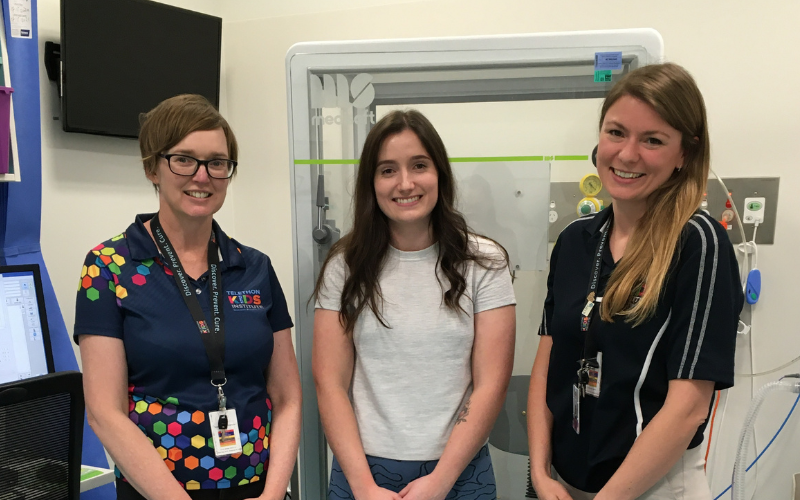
[596,95,685,213]
[147,128,230,224]
[373,129,439,237]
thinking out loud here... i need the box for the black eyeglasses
[159,154,238,179]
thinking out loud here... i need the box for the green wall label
[594,70,612,83]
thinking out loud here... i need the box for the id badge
[585,352,603,398]
[572,384,580,434]
[209,408,243,457]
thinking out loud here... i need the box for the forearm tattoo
[456,398,471,425]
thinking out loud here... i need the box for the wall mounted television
[60,0,222,138]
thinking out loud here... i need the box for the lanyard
[150,214,230,427]
[580,217,611,332]
[576,215,612,397]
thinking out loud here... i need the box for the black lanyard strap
[577,215,612,394]
[581,216,611,333]
[151,214,226,385]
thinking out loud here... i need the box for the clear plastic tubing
[732,377,800,500]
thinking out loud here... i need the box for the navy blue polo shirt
[74,213,293,490]
[539,207,742,493]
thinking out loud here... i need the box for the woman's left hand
[398,473,451,500]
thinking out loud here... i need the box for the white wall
[222,0,423,22]
[220,1,800,499]
[37,0,231,368]
[35,0,800,498]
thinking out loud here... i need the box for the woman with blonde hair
[528,63,743,500]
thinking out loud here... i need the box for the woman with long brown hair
[313,109,516,500]
[528,63,743,500]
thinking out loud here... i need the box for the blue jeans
[329,444,496,500]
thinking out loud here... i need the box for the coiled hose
[732,376,800,500]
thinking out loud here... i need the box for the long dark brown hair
[313,109,508,334]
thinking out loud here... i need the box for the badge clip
[216,385,228,430]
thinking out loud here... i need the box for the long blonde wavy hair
[599,63,710,326]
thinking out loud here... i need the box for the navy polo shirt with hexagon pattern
[74,213,293,490]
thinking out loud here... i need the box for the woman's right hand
[531,475,574,500]
[354,484,403,500]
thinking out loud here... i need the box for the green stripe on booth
[294,155,589,164]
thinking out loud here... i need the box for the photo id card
[209,408,243,457]
[585,352,603,398]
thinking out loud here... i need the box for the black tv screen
[61,0,222,138]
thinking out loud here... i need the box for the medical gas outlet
[577,173,603,216]
[720,199,734,230]
[743,197,765,224]
[549,201,558,224]
[577,197,602,216]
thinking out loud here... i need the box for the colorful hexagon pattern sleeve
[74,234,129,343]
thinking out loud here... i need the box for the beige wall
[221,1,800,499]
[36,0,800,498]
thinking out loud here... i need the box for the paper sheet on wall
[10,0,32,39]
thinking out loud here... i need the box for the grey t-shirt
[316,236,516,460]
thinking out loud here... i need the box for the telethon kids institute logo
[228,290,263,310]
[309,73,376,126]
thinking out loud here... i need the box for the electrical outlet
[742,197,766,224]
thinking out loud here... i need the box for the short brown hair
[139,94,238,188]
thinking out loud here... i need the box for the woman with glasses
[74,94,301,500]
